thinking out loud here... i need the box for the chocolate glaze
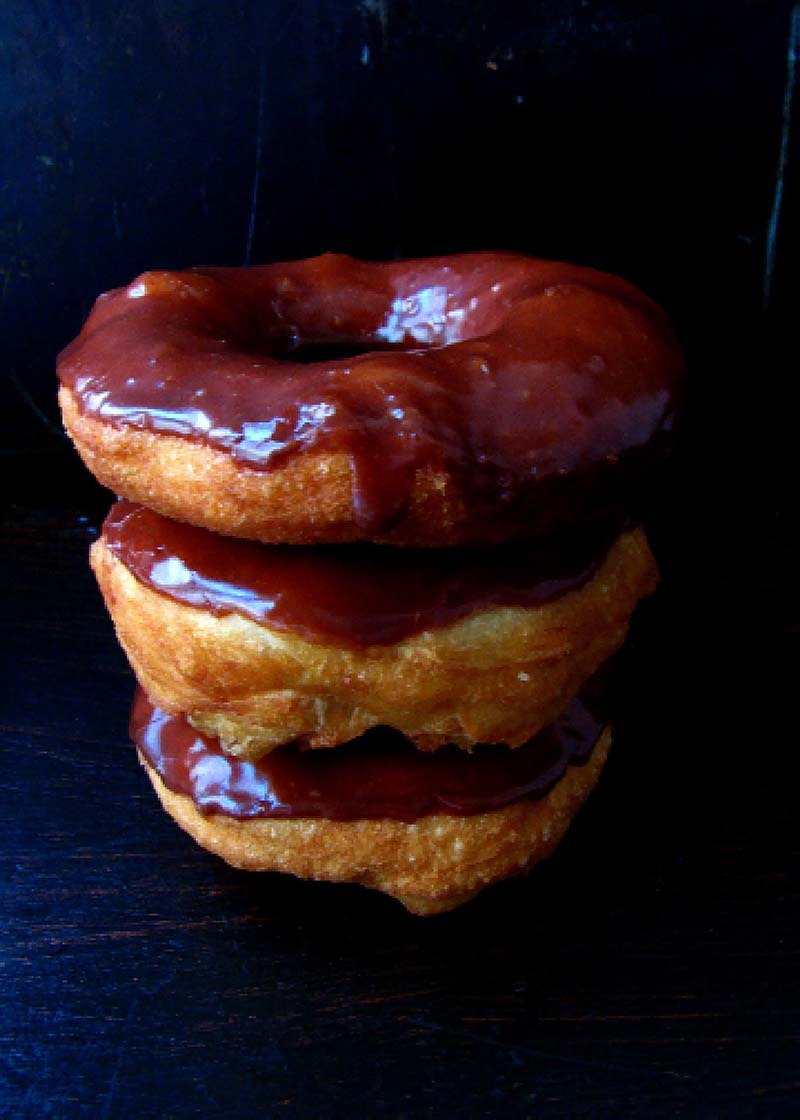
[132,688,607,822]
[104,500,624,647]
[59,252,684,540]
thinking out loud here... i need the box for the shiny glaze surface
[132,688,606,821]
[104,500,622,646]
[59,252,684,538]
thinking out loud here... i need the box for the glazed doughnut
[59,252,684,546]
[132,689,612,914]
[91,500,657,757]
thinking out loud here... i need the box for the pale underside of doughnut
[140,727,611,915]
[91,527,657,757]
[61,386,471,547]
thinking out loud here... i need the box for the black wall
[2,0,797,541]
[4,10,800,1113]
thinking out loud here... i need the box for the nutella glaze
[104,500,625,647]
[59,252,684,540]
[132,687,607,822]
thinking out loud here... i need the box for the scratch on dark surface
[763,3,799,308]
[542,1009,795,1023]
[751,1080,800,1096]
[5,370,66,437]
[405,1017,690,1081]
[360,0,389,51]
[26,916,248,949]
[317,989,432,1014]
[243,60,267,266]
[99,994,139,1120]
[359,1,401,257]
[0,1054,27,1087]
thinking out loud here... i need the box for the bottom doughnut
[138,727,611,916]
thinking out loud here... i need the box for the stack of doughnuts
[58,252,683,914]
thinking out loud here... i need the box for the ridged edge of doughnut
[60,385,468,546]
[92,528,657,754]
[140,727,611,915]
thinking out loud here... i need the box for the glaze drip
[59,252,684,539]
[104,500,625,647]
[132,687,607,822]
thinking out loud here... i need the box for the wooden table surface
[2,443,797,1119]
[1,0,797,1111]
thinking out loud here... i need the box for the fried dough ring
[60,389,468,547]
[140,727,611,915]
[91,526,656,758]
[58,253,684,547]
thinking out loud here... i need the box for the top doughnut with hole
[58,252,684,546]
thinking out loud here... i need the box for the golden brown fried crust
[91,527,656,757]
[61,386,471,547]
[140,727,611,914]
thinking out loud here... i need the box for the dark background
[2,2,798,1116]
